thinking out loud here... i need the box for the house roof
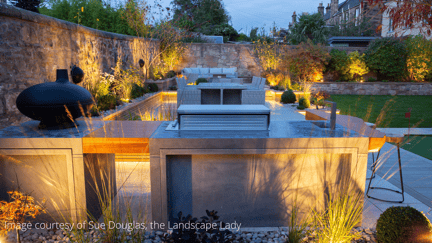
[327,36,378,44]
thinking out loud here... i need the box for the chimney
[331,0,339,17]
[326,3,331,14]
[318,2,324,16]
[292,11,297,24]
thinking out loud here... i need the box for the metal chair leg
[367,150,381,180]
[366,143,404,203]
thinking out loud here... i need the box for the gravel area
[5,227,377,243]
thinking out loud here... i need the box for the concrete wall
[150,134,369,227]
[0,3,158,130]
[311,82,432,95]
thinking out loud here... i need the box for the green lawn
[330,95,432,128]
[399,135,432,160]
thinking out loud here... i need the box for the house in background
[321,0,382,36]
[381,1,432,39]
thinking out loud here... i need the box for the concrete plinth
[0,120,115,223]
[150,121,370,228]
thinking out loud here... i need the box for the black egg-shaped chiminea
[16,69,94,129]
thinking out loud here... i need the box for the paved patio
[114,100,432,229]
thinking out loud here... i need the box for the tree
[0,191,45,243]
[288,13,328,45]
[171,0,230,31]
[11,0,41,13]
[287,39,330,82]
[367,0,432,36]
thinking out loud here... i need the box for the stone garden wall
[311,82,432,95]
[0,3,158,129]
[0,3,426,130]
[177,44,366,78]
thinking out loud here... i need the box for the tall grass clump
[313,188,363,243]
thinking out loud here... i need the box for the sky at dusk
[126,0,324,34]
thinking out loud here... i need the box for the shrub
[287,40,329,82]
[195,78,208,85]
[367,77,377,82]
[299,97,310,108]
[347,51,369,82]
[326,49,350,81]
[405,35,432,82]
[165,70,176,78]
[376,206,432,243]
[297,104,305,110]
[281,89,297,104]
[97,94,117,111]
[291,83,302,91]
[326,50,368,82]
[131,83,146,99]
[364,37,408,81]
[161,210,235,243]
[148,83,159,92]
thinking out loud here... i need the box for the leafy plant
[311,91,330,109]
[97,94,117,111]
[281,89,297,104]
[287,40,330,83]
[172,0,231,33]
[299,97,310,108]
[166,70,177,79]
[288,13,328,45]
[367,77,377,82]
[366,0,432,36]
[0,191,46,243]
[326,49,350,81]
[11,0,41,13]
[162,210,236,243]
[253,38,282,72]
[364,37,408,81]
[131,83,147,99]
[405,35,432,82]
[347,51,369,82]
[147,83,159,93]
[376,206,432,243]
[291,83,302,91]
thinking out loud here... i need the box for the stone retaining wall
[0,3,158,130]
[311,82,432,95]
[177,44,366,78]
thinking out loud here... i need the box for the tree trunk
[16,228,21,243]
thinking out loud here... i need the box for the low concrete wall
[311,82,432,95]
[103,92,176,121]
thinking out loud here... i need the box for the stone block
[5,92,19,112]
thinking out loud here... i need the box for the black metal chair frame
[366,142,405,203]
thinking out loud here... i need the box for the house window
[355,8,360,26]
[389,17,393,32]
